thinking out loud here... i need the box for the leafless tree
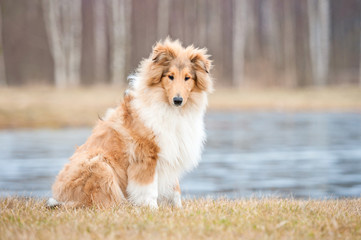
[245,0,257,61]
[196,0,207,45]
[263,0,282,67]
[2,0,361,87]
[205,0,223,82]
[233,0,248,87]
[308,0,330,86]
[359,7,361,87]
[93,0,107,84]
[108,0,129,86]
[157,0,170,39]
[42,0,82,88]
[283,0,297,86]
[0,3,6,86]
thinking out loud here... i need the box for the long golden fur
[52,38,213,208]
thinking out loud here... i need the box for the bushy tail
[47,197,63,208]
[47,197,94,208]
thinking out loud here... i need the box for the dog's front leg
[160,179,182,208]
[127,162,158,209]
[170,179,182,208]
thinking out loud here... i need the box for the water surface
[1,112,360,199]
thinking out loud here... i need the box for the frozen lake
[1,111,361,199]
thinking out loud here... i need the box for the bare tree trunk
[94,0,107,84]
[184,0,198,44]
[246,0,257,60]
[157,0,170,40]
[233,0,248,87]
[0,4,6,86]
[308,0,330,87]
[43,0,66,87]
[108,0,128,86]
[42,0,82,88]
[124,0,132,76]
[67,0,82,86]
[207,0,223,83]
[263,0,282,67]
[197,0,207,45]
[319,0,330,85]
[284,0,297,87]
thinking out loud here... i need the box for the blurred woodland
[0,0,360,88]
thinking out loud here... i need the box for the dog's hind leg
[88,161,125,208]
[52,155,125,208]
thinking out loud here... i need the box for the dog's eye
[168,75,174,80]
[185,76,190,81]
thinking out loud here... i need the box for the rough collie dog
[51,39,213,208]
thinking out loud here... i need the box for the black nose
[173,96,183,106]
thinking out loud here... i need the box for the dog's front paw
[172,191,182,208]
[127,179,159,209]
[131,197,158,209]
[147,200,159,210]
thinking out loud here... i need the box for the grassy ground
[0,86,360,128]
[1,197,360,240]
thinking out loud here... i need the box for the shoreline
[0,86,360,129]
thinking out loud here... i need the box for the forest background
[0,0,360,89]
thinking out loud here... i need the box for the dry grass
[209,87,361,111]
[0,87,123,128]
[1,197,360,240]
[0,86,360,128]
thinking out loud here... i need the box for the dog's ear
[190,49,213,93]
[151,42,176,66]
[147,42,176,85]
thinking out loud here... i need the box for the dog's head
[146,38,213,107]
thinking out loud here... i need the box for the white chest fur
[155,106,206,196]
[132,94,207,197]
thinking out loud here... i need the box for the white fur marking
[127,172,158,209]
[132,90,207,199]
[103,108,116,121]
[129,74,209,206]
[172,191,182,208]
[47,198,62,208]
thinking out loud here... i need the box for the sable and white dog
[50,39,213,208]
